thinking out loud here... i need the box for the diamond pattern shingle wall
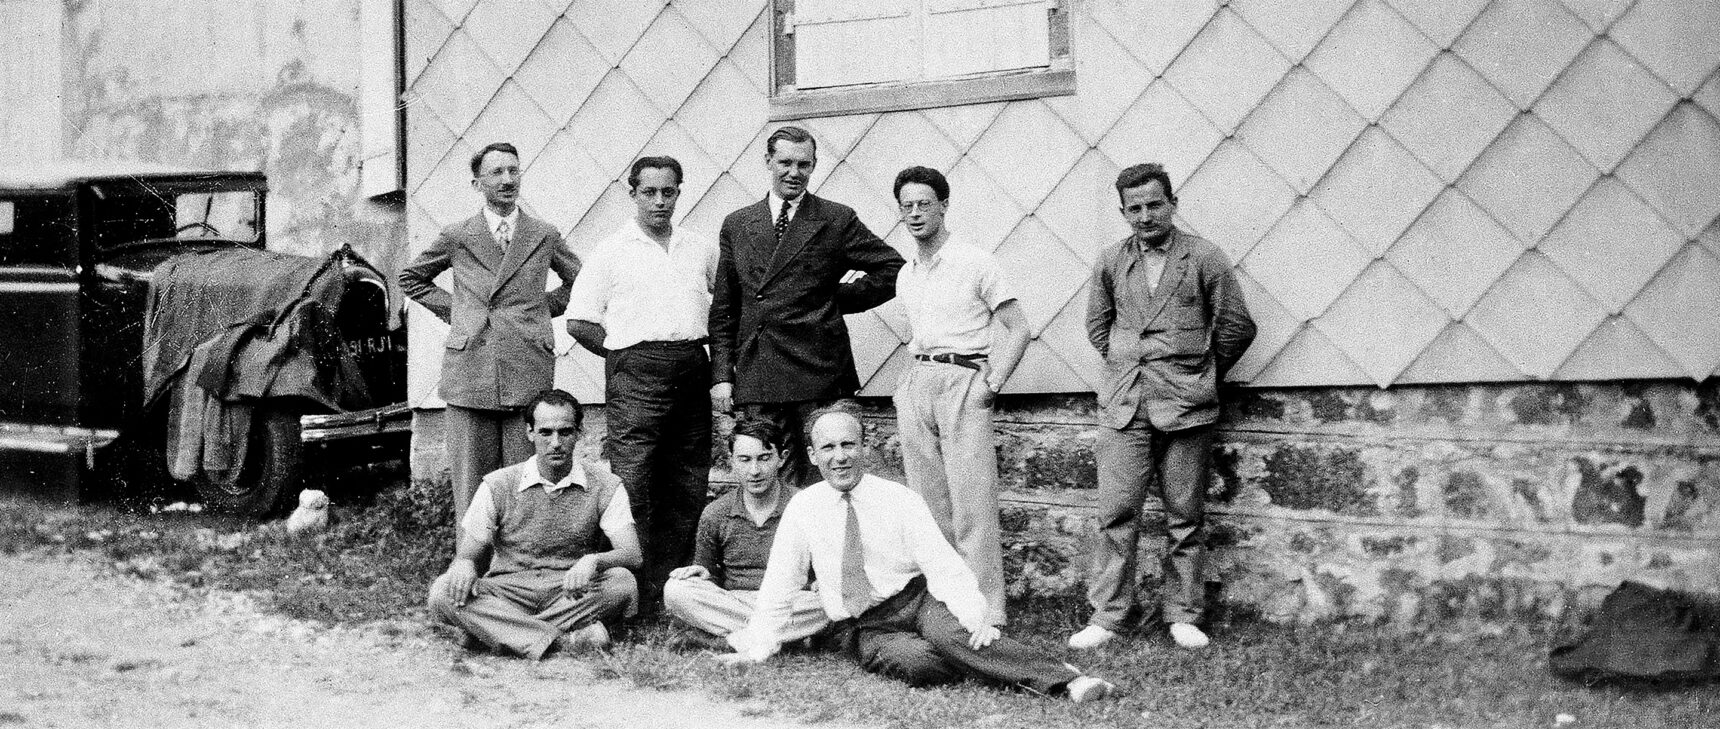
[403,0,1720,405]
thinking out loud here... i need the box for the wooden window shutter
[792,0,919,89]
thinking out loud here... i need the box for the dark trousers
[1087,422,1214,628]
[604,341,712,602]
[842,576,1079,694]
[738,399,849,488]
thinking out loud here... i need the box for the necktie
[496,219,511,249]
[774,199,792,244]
[840,492,873,619]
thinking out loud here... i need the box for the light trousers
[444,404,530,527]
[1086,422,1213,629]
[661,578,828,648]
[893,361,1007,625]
[428,566,637,659]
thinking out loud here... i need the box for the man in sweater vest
[428,389,642,659]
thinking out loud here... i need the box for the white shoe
[1169,622,1209,649]
[1066,675,1116,703]
[1067,625,1117,650]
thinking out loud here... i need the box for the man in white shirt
[891,166,1030,627]
[427,389,641,659]
[566,156,719,610]
[722,409,1116,702]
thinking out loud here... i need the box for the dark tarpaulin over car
[141,248,369,485]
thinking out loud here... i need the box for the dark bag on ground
[1549,581,1720,684]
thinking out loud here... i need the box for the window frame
[767,0,1076,121]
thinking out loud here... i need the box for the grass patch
[2,489,1715,728]
[0,484,450,625]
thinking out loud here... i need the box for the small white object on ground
[285,489,331,538]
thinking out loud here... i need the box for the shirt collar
[819,473,879,500]
[619,216,680,248]
[725,484,797,521]
[518,457,588,493]
[909,233,960,272]
[482,206,520,235]
[767,191,805,221]
[1132,227,1177,256]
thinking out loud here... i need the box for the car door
[0,191,82,428]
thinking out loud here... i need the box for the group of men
[400,125,1256,702]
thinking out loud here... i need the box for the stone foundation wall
[407,379,1720,627]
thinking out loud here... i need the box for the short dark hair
[766,125,817,158]
[729,417,786,453]
[893,166,949,203]
[524,388,583,430]
[628,155,684,189]
[1115,163,1174,204]
[806,404,865,444]
[470,142,520,177]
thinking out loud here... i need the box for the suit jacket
[1086,228,1255,431]
[399,210,580,409]
[710,194,904,403]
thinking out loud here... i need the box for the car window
[174,191,260,242]
[89,189,261,249]
[0,195,76,266]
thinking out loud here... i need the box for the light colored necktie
[496,219,511,249]
[840,492,874,618]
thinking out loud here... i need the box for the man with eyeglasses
[889,166,1030,628]
[566,156,718,613]
[402,141,581,530]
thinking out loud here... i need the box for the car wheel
[191,407,303,517]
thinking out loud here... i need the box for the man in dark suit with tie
[400,141,582,526]
[708,126,904,486]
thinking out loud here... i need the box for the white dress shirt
[480,206,520,247]
[564,218,718,350]
[461,458,634,547]
[737,474,987,658]
[898,235,1016,357]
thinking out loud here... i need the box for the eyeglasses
[898,200,941,213]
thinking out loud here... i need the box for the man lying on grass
[718,408,1116,702]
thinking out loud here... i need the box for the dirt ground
[0,552,861,729]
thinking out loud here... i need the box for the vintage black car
[0,162,407,515]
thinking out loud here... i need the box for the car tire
[190,407,303,517]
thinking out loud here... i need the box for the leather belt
[913,353,985,371]
[624,339,706,351]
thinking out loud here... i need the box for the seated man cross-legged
[721,409,1116,702]
[663,418,828,650]
[428,389,642,659]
